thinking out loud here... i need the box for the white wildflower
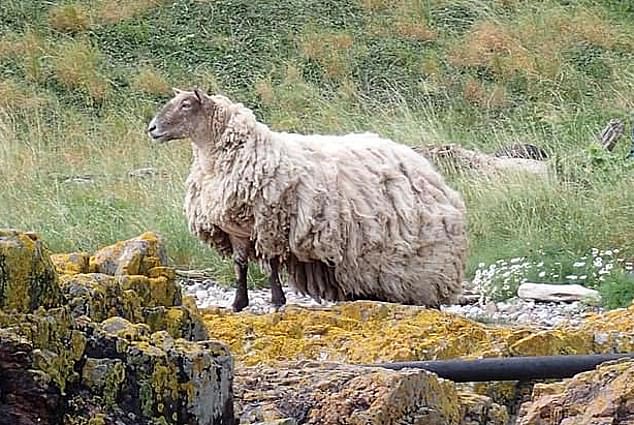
[538,271,546,278]
[573,262,586,268]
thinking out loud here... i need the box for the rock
[0,230,235,424]
[201,302,596,367]
[0,328,64,424]
[516,359,634,424]
[413,143,550,179]
[89,231,168,276]
[0,229,63,313]
[517,282,601,303]
[493,143,549,161]
[234,360,508,425]
[50,252,90,275]
[128,167,168,179]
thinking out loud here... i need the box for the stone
[89,231,168,276]
[516,359,634,424]
[234,360,508,425]
[0,230,234,424]
[517,282,601,303]
[0,229,63,313]
[413,143,550,179]
[200,302,596,367]
[50,252,90,275]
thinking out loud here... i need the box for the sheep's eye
[181,101,192,109]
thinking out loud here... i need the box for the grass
[1,0,633,304]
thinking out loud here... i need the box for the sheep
[147,88,468,311]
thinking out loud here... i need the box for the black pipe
[367,353,634,382]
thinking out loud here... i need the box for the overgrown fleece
[0,0,633,303]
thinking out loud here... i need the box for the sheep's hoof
[232,294,249,312]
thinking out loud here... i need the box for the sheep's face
[147,88,212,143]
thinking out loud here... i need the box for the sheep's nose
[148,124,157,133]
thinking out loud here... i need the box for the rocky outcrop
[200,302,602,366]
[201,298,634,423]
[234,360,508,425]
[0,229,234,425]
[414,143,550,179]
[516,359,634,424]
[6,228,634,425]
[0,229,62,313]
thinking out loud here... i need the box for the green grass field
[1,0,633,303]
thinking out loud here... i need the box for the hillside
[1,0,633,303]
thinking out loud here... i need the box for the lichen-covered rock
[234,360,508,425]
[516,359,634,424]
[59,271,205,341]
[0,306,86,392]
[0,310,234,424]
[459,392,510,425]
[0,230,234,424]
[201,302,595,366]
[89,231,168,276]
[51,252,90,275]
[81,319,234,424]
[60,273,143,323]
[0,229,63,313]
[0,328,64,423]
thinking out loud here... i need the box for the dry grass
[394,19,437,42]
[52,39,110,102]
[94,0,163,24]
[299,29,355,79]
[0,79,49,111]
[48,3,91,33]
[448,20,536,79]
[462,77,508,109]
[131,66,170,95]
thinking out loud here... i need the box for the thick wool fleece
[185,95,468,307]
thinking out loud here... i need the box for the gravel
[178,277,604,328]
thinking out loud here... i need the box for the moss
[0,229,63,313]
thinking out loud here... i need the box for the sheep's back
[275,132,467,306]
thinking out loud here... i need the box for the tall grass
[1,0,633,300]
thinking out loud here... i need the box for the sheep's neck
[189,108,227,175]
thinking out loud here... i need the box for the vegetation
[1,0,633,305]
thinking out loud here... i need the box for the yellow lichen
[89,231,168,276]
[0,229,62,312]
[51,252,90,275]
[201,301,634,367]
[118,275,180,308]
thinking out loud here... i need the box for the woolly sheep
[147,88,468,311]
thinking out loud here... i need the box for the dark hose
[366,353,634,382]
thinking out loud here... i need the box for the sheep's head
[147,87,215,144]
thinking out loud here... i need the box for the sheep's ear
[172,87,183,96]
[193,88,210,106]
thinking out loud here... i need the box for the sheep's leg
[230,237,250,312]
[269,257,286,308]
[232,256,249,312]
